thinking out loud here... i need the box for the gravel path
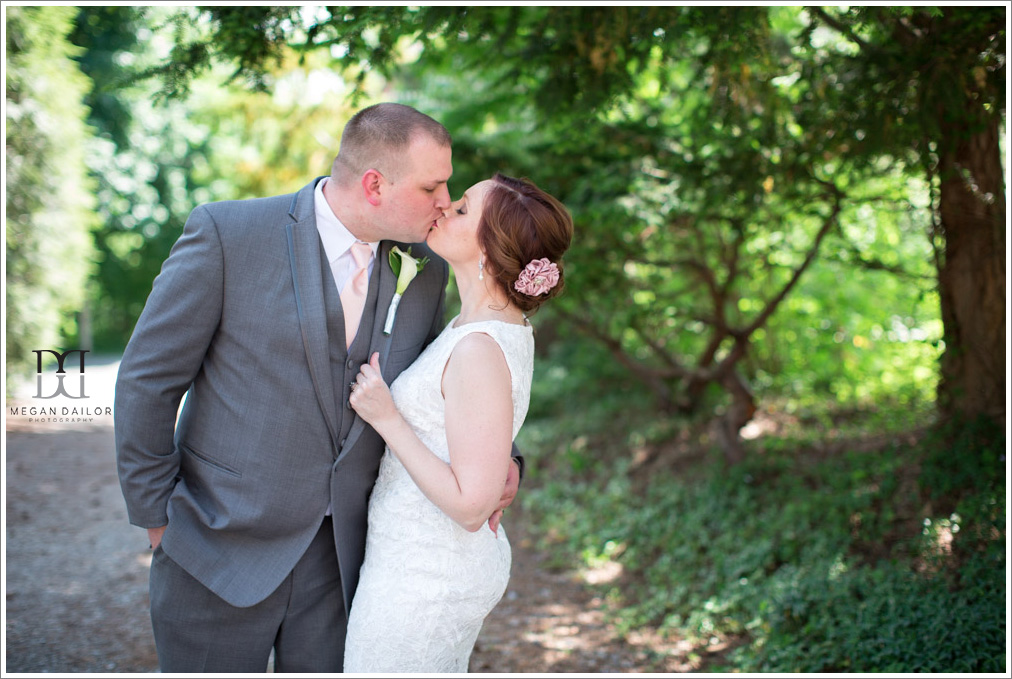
[4,358,695,673]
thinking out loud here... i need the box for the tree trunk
[714,368,757,465]
[936,113,1006,425]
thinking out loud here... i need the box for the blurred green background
[5,5,1005,672]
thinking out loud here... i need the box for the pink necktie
[341,242,372,348]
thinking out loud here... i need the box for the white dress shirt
[313,178,378,292]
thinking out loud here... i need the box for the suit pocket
[178,442,242,477]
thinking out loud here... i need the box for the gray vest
[322,244,383,456]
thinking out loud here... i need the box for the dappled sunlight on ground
[470,515,725,673]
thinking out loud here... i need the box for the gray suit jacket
[115,177,447,609]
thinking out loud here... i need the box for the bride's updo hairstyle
[478,173,574,314]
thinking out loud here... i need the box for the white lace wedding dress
[344,316,534,673]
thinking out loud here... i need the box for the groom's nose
[434,185,451,211]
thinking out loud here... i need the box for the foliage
[740,548,1005,672]
[917,414,1006,555]
[800,6,1005,166]
[69,6,209,349]
[5,6,97,387]
[517,404,1005,673]
[139,5,961,441]
[69,7,364,349]
[415,8,941,440]
[56,7,958,428]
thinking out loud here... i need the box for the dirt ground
[5,358,702,674]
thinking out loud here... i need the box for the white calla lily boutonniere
[383,246,430,335]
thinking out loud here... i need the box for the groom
[115,103,521,672]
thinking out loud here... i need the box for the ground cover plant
[518,401,1006,673]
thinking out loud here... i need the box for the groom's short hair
[332,103,451,184]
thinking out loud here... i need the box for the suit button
[347,358,356,370]
[340,438,347,448]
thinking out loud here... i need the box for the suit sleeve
[114,205,225,528]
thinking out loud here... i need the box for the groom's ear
[361,169,384,206]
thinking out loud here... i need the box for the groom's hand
[488,459,520,535]
[148,525,167,550]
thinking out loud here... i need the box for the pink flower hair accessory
[514,258,560,296]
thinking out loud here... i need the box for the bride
[344,172,573,672]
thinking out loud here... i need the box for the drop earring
[478,257,485,281]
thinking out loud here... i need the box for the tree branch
[556,308,675,408]
[744,179,844,336]
[629,317,688,378]
[808,6,870,52]
[823,249,934,281]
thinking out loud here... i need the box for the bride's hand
[349,353,398,427]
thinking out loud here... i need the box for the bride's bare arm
[349,336,514,532]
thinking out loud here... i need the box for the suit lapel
[286,180,340,449]
[369,241,398,374]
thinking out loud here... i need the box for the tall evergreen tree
[804,6,1005,424]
